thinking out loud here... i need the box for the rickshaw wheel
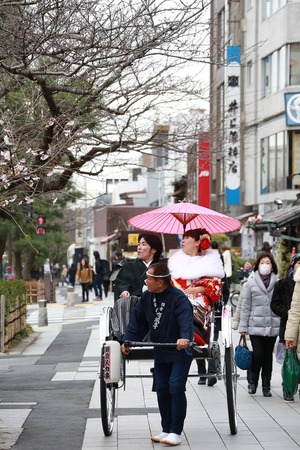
[224,345,238,435]
[100,343,116,436]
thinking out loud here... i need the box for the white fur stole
[168,248,225,282]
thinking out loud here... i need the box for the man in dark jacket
[93,251,103,300]
[121,263,193,446]
[100,258,111,297]
[114,233,163,301]
[271,253,300,402]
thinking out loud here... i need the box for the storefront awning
[245,205,300,243]
[100,232,120,244]
[255,204,300,228]
[235,211,258,222]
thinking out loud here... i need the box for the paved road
[27,303,104,326]
[1,291,300,449]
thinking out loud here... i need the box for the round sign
[287,93,300,125]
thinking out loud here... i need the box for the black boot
[248,383,257,394]
[262,376,272,397]
[248,371,259,395]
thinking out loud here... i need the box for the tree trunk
[14,250,23,279]
[0,234,7,279]
[22,250,37,280]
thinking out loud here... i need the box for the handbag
[234,335,252,370]
[282,348,300,396]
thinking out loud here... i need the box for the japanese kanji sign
[225,46,241,205]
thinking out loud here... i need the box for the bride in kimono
[168,228,225,385]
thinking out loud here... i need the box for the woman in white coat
[239,252,280,397]
[285,266,300,360]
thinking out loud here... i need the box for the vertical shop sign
[225,46,241,205]
[198,133,210,208]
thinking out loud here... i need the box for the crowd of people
[51,251,118,302]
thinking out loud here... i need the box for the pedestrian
[114,233,163,302]
[110,250,126,294]
[101,258,111,297]
[112,250,125,270]
[3,266,16,280]
[220,244,233,287]
[239,252,280,397]
[121,262,193,447]
[258,241,272,256]
[67,263,77,287]
[210,241,230,299]
[231,273,254,388]
[232,281,250,331]
[52,262,61,286]
[76,258,92,302]
[93,251,103,301]
[61,264,68,286]
[271,253,300,402]
[285,264,300,388]
[168,229,224,386]
[243,261,253,279]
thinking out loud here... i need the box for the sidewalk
[91,335,300,450]
[1,293,300,449]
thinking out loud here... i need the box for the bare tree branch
[0,0,211,215]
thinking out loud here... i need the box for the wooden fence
[25,279,56,304]
[0,277,56,352]
[0,294,27,352]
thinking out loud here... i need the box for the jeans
[81,283,89,302]
[250,335,277,379]
[154,359,192,435]
[197,357,215,375]
[93,274,103,298]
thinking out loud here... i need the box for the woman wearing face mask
[239,252,280,397]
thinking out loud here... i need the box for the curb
[0,331,42,357]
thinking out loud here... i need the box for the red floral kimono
[168,247,225,345]
[172,276,223,345]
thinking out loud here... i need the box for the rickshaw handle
[123,340,196,350]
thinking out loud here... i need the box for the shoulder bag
[234,335,252,370]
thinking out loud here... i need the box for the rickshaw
[99,201,241,438]
[99,298,238,437]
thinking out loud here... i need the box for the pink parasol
[128,201,241,234]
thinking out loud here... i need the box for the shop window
[260,131,288,193]
[262,45,293,97]
[262,0,287,20]
[292,131,300,188]
[261,138,268,193]
[289,44,300,86]
[262,55,271,97]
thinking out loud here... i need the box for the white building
[210,0,300,255]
